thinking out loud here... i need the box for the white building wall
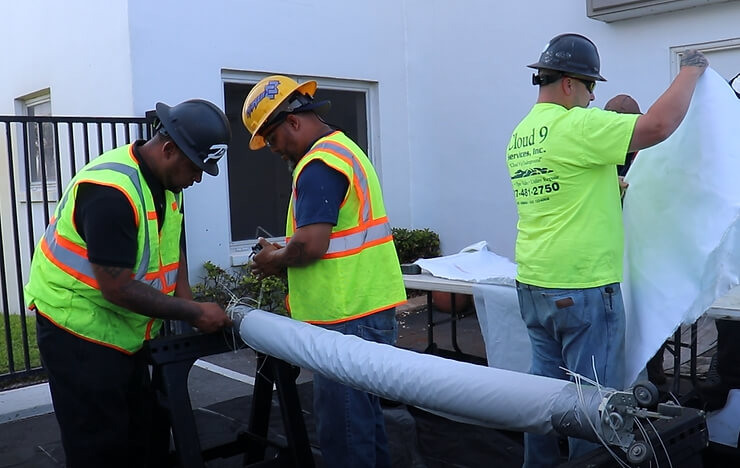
[0,1,135,313]
[125,0,411,276]
[402,0,740,259]
[0,0,134,115]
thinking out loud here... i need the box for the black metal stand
[665,322,699,399]
[424,291,487,365]
[144,332,314,468]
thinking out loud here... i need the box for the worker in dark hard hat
[506,33,707,467]
[25,99,233,468]
[242,75,406,468]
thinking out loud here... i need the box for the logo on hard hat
[245,80,281,118]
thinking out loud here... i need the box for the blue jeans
[516,282,625,468]
[313,308,398,468]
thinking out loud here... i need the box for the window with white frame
[587,0,737,22]
[222,72,378,265]
[22,93,57,187]
[670,38,740,82]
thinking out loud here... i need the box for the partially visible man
[604,94,642,178]
[604,93,668,386]
[25,99,233,468]
[506,33,707,467]
[242,75,406,468]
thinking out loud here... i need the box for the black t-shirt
[73,141,167,268]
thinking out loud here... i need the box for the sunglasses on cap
[261,93,313,131]
[153,117,168,136]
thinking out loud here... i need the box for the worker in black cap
[25,99,233,468]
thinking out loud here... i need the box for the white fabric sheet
[414,242,516,285]
[622,68,740,388]
[706,389,740,448]
[473,283,530,372]
[412,242,526,370]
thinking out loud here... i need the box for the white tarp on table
[473,283,531,372]
[622,68,740,388]
[413,242,516,286]
[414,243,530,372]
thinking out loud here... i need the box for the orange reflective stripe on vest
[324,217,393,259]
[308,141,372,223]
[144,261,179,294]
[38,160,176,290]
[302,140,389,259]
[284,131,407,324]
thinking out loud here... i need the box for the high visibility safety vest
[285,131,406,324]
[24,144,183,354]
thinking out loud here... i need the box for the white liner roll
[235,307,602,437]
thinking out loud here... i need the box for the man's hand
[191,302,233,333]
[251,224,331,279]
[629,49,708,152]
[680,49,709,70]
[251,237,284,279]
[618,176,629,200]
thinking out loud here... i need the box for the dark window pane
[27,101,57,184]
[224,81,368,242]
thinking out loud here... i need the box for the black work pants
[36,313,169,468]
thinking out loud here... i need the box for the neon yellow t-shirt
[506,103,639,288]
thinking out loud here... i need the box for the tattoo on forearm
[680,50,708,68]
[92,263,199,322]
[282,240,309,266]
[120,280,200,322]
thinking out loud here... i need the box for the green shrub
[192,261,288,315]
[391,227,441,264]
[0,314,41,377]
[193,228,441,311]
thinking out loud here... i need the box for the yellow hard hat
[242,75,318,150]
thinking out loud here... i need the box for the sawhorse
[665,322,699,399]
[144,331,315,468]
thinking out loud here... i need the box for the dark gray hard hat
[155,99,231,176]
[528,33,606,82]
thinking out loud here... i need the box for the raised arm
[628,50,709,152]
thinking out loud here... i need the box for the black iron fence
[1,115,152,389]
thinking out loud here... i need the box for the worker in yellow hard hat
[242,75,406,468]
